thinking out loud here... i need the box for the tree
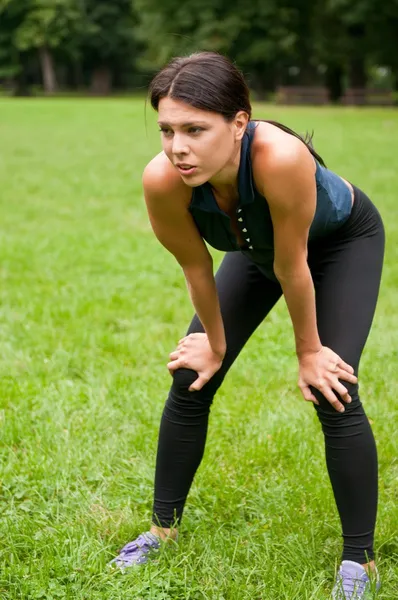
[1,0,396,98]
[5,0,82,93]
[77,0,139,94]
[0,0,31,94]
[367,0,398,91]
[229,1,297,96]
[134,0,299,96]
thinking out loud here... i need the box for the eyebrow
[157,121,208,127]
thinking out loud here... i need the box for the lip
[176,165,197,176]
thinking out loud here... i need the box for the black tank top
[189,120,352,279]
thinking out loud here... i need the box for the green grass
[0,99,397,599]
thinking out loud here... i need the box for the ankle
[361,560,376,574]
[150,525,178,542]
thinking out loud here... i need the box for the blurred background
[0,0,397,105]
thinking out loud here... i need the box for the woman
[110,52,384,598]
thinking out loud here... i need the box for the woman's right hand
[167,333,224,391]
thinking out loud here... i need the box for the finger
[336,369,358,384]
[319,385,345,412]
[167,358,182,373]
[332,380,352,403]
[337,359,355,374]
[188,375,209,392]
[169,351,179,360]
[299,384,319,405]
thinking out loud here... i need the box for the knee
[164,367,223,420]
[170,368,200,399]
[171,366,223,398]
[312,382,366,425]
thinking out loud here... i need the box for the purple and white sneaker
[109,532,162,569]
[332,561,381,599]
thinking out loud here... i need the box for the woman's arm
[183,266,226,359]
[255,139,357,411]
[260,141,321,357]
[142,158,226,360]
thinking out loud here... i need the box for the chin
[185,180,207,188]
[180,173,209,188]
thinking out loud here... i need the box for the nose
[172,133,189,156]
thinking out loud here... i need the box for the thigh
[309,196,385,373]
[187,252,282,374]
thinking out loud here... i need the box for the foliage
[12,0,81,52]
[78,0,138,67]
[0,0,397,96]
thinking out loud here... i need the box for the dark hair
[148,51,326,167]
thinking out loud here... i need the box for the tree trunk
[346,24,367,91]
[90,66,113,95]
[325,63,344,103]
[297,59,319,86]
[71,61,84,90]
[295,6,319,86]
[392,66,398,92]
[39,45,57,94]
[13,64,31,96]
[249,66,277,100]
[348,56,367,89]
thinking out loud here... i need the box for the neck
[208,144,241,205]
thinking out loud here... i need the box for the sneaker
[108,532,161,569]
[332,560,381,599]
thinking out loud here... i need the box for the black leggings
[152,186,385,564]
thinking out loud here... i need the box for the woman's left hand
[298,346,358,412]
[167,332,224,391]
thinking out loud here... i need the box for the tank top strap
[246,120,257,138]
[236,121,257,205]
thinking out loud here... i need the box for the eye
[159,128,173,137]
[188,126,204,134]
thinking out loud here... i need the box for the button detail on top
[238,217,243,222]
[249,245,253,250]
[237,208,242,213]
[242,228,247,232]
[246,238,250,242]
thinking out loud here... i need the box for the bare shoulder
[250,121,317,210]
[143,151,192,206]
[250,121,315,183]
[142,152,211,268]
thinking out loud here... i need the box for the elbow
[273,258,309,284]
[182,257,213,281]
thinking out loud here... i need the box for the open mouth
[176,164,197,175]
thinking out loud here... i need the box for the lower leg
[149,378,210,542]
[362,560,376,573]
[151,367,219,532]
[150,524,178,541]
[315,392,378,565]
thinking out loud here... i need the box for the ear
[234,111,250,141]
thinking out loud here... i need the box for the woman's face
[157,97,248,187]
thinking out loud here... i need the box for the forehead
[157,97,222,126]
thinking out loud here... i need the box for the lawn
[0,98,397,599]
